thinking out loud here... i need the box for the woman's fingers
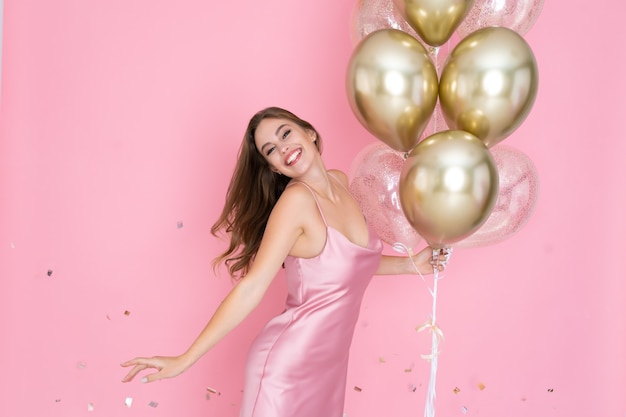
[427,247,452,271]
[121,364,149,383]
[121,366,143,383]
[120,357,162,383]
[142,370,164,383]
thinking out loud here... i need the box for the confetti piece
[106,314,111,320]
[547,388,554,392]
[453,387,460,395]
[148,401,159,408]
[77,362,86,369]
[47,269,53,276]
[404,368,413,373]
[206,386,221,399]
[461,405,468,414]
[521,397,527,402]
[477,382,486,391]
[124,310,131,316]
[10,242,15,249]
[55,399,61,403]
[87,402,94,411]
[125,397,133,408]
[354,386,362,392]
[408,383,417,392]
[177,221,184,229]
[378,357,386,363]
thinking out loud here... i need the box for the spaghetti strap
[287,181,329,226]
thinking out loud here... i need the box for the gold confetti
[354,386,363,392]
[378,357,386,363]
[206,386,219,394]
[477,382,486,391]
[453,387,460,394]
[124,310,131,316]
[404,368,413,373]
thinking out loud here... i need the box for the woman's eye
[281,129,291,140]
[266,147,276,156]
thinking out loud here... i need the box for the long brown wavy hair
[211,107,323,279]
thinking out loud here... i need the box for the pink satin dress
[239,180,383,417]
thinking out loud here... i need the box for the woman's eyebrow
[274,123,288,137]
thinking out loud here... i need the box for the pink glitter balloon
[457,0,544,38]
[350,142,423,250]
[349,0,419,45]
[456,144,539,248]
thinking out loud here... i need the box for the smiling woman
[1,1,624,417]
[121,107,446,417]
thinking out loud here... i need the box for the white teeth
[286,149,301,165]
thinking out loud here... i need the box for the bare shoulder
[328,169,349,187]
[271,181,317,219]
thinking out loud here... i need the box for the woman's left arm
[375,246,448,276]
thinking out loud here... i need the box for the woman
[121,107,446,417]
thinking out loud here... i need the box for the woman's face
[254,118,317,176]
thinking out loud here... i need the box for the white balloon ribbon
[394,243,452,417]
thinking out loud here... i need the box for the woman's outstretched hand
[121,355,189,383]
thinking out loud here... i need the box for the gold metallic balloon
[399,130,499,248]
[439,27,539,148]
[393,0,475,47]
[346,29,439,152]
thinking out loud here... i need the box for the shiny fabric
[240,180,383,417]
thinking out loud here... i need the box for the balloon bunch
[348,0,541,251]
[347,2,542,416]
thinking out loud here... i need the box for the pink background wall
[1,1,624,416]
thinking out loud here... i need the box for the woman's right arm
[121,186,312,383]
[121,275,274,383]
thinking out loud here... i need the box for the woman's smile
[285,148,302,166]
